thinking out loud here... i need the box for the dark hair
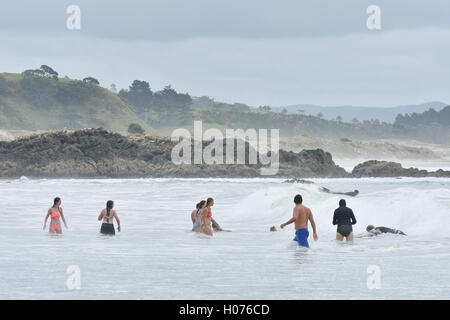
[53,197,61,206]
[366,225,375,232]
[354,190,359,193]
[206,198,214,206]
[294,194,303,204]
[106,200,114,217]
[339,199,346,207]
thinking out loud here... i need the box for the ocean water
[0,177,449,299]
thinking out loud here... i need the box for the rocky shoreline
[0,128,347,178]
[0,128,448,179]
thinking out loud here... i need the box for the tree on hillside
[281,108,287,114]
[22,69,45,77]
[40,65,58,80]
[258,105,271,112]
[317,112,324,118]
[352,117,360,124]
[336,115,342,122]
[119,80,153,121]
[395,106,450,127]
[152,85,192,110]
[83,77,100,85]
[128,123,145,134]
[109,83,118,93]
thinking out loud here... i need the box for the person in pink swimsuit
[43,197,68,234]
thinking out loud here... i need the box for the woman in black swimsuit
[332,199,357,241]
[98,200,121,235]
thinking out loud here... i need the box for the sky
[0,0,449,107]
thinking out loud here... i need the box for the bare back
[294,205,312,230]
[101,208,116,224]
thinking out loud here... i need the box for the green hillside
[0,71,153,134]
[0,67,448,144]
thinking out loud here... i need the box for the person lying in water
[366,225,406,236]
[319,186,359,197]
[43,197,68,234]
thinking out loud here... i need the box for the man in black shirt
[332,199,357,241]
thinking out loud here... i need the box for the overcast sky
[0,0,449,107]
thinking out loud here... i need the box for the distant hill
[0,71,152,134]
[1,67,448,144]
[271,101,448,123]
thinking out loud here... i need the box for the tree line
[118,80,192,121]
[395,106,450,127]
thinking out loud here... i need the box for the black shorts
[337,225,353,237]
[100,223,115,235]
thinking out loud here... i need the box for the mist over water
[0,177,449,299]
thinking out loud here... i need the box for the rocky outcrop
[283,178,315,184]
[352,160,450,178]
[0,128,347,178]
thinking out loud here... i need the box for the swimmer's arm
[97,210,104,221]
[59,207,68,228]
[354,233,370,238]
[332,210,338,225]
[211,218,222,230]
[43,210,51,229]
[191,211,196,224]
[114,210,121,232]
[350,210,357,225]
[308,210,318,240]
[280,208,297,228]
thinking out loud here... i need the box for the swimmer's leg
[336,232,344,241]
[346,232,354,242]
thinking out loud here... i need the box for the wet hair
[53,197,61,206]
[294,194,303,204]
[206,198,214,206]
[270,226,277,232]
[196,200,206,209]
[366,225,375,232]
[106,200,114,217]
[354,190,359,193]
[339,199,346,207]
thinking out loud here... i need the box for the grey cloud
[1,27,449,107]
[0,0,449,40]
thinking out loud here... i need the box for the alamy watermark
[171,121,279,175]
[66,5,81,30]
[366,264,381,289]
[66,265,81,290]
[366,5,381,30]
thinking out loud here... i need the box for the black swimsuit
[100,210,115,235]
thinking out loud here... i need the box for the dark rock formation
[0,128,347,178]
[283,178,315,184]
[352,160,450,178]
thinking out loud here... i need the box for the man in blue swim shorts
[280,194,318,248]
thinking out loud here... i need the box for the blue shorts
[293,228,309,248]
